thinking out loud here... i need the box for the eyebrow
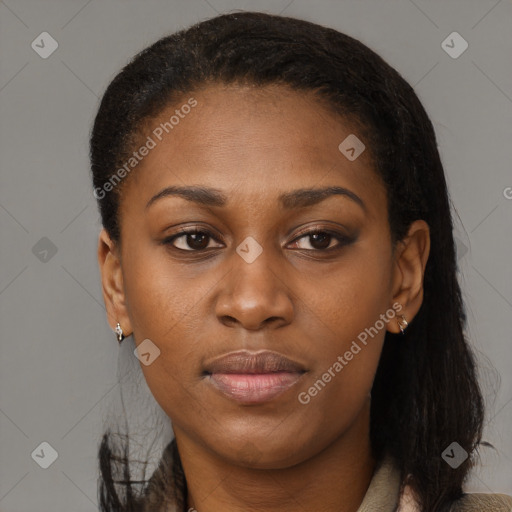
[145,185,367,213]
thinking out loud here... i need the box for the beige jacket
[142,446,512,512]
[358,456,512,512]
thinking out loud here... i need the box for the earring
[397,315,408,335]
[115,322,125,344]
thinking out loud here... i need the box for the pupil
[311,233,330,249]
[188,232,208,249]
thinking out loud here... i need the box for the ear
[387,220,430,334]
[97,229,132,336]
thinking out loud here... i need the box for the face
[99,83,424,469]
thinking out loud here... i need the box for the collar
[355,456,402,512]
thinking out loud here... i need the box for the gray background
[1,0,511,510]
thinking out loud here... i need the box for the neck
[175,399,375,512]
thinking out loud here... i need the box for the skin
[98,83,430,512]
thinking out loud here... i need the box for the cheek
[304,236,393,345]
[121,256,206,419]
[297,235,393,401]
[120,243,225,399]
[119,248,199,395]
[121,242,203,339]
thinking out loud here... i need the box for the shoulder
[399,483,512,512]
[448,492,512,511]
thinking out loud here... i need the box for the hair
[91,11,485,512]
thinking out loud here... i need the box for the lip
[203,350,307,404]
[203,350,306,374]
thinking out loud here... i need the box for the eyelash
[161,226,353,254]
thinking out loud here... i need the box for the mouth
[202,350,307,404]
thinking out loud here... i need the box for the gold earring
[115,322,125,344]
[397,315,408,335]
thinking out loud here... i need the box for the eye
[162,228,223,252]
[288,229,351,252]
[162,227,353,254]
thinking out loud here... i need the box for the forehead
[122,83,385,214]
[147,84,368,161]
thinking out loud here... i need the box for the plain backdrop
[0,0,511,510]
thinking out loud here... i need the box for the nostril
[221,315,238,327]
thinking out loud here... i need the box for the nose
[215,249,294,331]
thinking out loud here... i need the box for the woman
[91,11,512,512]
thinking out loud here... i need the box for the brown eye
[289,230,352,252]
[164,229,223,252]
[307,232,332,250]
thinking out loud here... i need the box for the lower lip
[207,372,304,404]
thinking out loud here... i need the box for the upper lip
[203,350,307,375]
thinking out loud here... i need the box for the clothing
[358,456,512,512]
[142,443,512,511]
